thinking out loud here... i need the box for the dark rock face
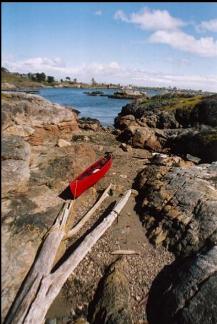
[186,95,217,127]
[170,128,217,163]
[135,159,217,257]
[89,259,133,324]
[147,246,217,324]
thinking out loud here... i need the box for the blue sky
[2,2,217,91]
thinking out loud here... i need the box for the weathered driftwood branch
[10,189,131,324]
[4,200,74,324]
[65,183,112,239]
[111,249,140,255]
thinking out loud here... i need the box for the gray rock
[186,153,201,164]
[147,246,217,324]
[136,162,217,256]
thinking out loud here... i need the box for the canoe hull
[69,155,112,198]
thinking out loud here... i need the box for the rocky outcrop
[135,156,217,256]
[84,91,106,96]
[170,128,217,163]
[147,245,217,324]
[89,259,133,324]
[109,89,146,100]
[2,92,79,142]
[175,95,217,127]
[2,83,17,90]
[1,92,96,320]
[115,94,217,162]
[79,117,102,132]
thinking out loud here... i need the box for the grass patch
[160,95,204,111]
[2,71,42,88]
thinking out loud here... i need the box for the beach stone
[186,153,201,164]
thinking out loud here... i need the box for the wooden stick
[4,200,74,324]
[110,250,140,255]
[13,190,132,324]
[65,184,112,239]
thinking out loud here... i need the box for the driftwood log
[65,183,112,239]
[4,201,74,324]
[5,189,131,324]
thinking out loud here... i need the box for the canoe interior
[69,155,112,198]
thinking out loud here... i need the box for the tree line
[27,73,80,84]
[27,72,55,83]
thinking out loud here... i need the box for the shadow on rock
[146,245,217,324]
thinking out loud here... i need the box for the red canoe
[69,153,112,198]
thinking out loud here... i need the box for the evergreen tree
[47,76,55,83]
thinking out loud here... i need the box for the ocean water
[39,88,159,126]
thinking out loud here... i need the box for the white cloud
[114,8,185,31]
[2,56,217,91]
[114,10,129,22]
[3,56,66,73]
[95,10,102,16]
[198,19,217,32]
[150,30,217,57]
[165,57,191,66]
[2,57,121,78]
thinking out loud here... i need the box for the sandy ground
[46,129,174,324]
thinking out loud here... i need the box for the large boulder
[147,246,217,324]
[135,159,217,256]
[114,114,136,130]
[131,126,162,151]
[117,125,162,151]
[2,92,79,142]
[115,94,217,158]
[89,259,133,324]
[79,117,102,132]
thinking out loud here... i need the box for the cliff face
[1,92,96,319]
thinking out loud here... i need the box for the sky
[2,2,217,91]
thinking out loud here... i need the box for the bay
[39,88,159,126]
